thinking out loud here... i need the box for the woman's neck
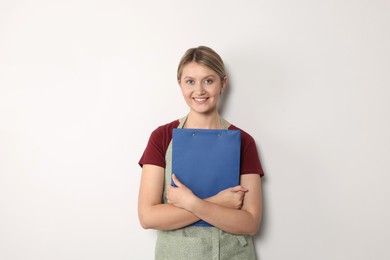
[185,112,222,129]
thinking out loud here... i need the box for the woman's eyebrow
[182,74,216,79]
[185,74,216,78]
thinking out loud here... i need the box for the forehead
[181,62,218,78]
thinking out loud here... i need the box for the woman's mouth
[193,97,208,103]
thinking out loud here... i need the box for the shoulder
[138,119,180,168]
[148,119,181,148]
[228,124,255,145]
[151,119,180,138]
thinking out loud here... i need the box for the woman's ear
[220,76,228,94]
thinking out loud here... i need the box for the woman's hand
[166,174,199,210]
[211,186,248,209]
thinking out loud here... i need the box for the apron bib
[155,116,256,260]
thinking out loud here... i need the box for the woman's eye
[205,79,213,84]
[186,79,194,85]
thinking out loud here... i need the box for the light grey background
[1,0,389,259]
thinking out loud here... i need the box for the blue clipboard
[172,128,241,227]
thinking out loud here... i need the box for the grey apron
[155,116,256,260]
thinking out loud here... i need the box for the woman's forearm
[139,194,241,230]
[187,198,260,235]
[139,203,198,230]
[139,165,260,232]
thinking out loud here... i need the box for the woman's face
[178,61,227,116]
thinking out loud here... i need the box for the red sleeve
[138,120,179,168]
[230,125,265,177]
[241,138,264,176]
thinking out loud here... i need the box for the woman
[138,46,264,259]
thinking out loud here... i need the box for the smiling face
[179,61,227,116]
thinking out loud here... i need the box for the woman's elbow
[245,222,260,236]
[138,210,154,230]
[139,219,151,230]
[245,214,262,236]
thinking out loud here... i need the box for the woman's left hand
[166,174,198,210]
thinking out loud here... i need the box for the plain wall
[1,0,389,259]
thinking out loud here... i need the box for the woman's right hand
[208,186,248,210]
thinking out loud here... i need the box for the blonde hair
[177,46,226,80]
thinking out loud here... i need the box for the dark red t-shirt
[139,120,264,176]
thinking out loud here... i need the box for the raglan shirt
[139,120,264,177]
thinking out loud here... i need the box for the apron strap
[178,115,187,128]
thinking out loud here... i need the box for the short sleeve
[138,120,179,168]
[229,124,264,177]
[241,139,264,176]
[138,129,166,168]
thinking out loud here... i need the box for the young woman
[138,46,264,259]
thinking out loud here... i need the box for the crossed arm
[138,164,262,235]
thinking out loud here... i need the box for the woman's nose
[194,82,206,94]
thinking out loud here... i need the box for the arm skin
[138,164,248,231]
[167,173,262,235]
